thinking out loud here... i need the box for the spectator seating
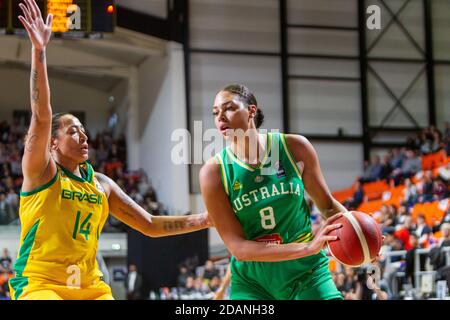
[411,200,449,227]
[332,149,450,226]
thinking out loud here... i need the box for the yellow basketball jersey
[9,162,109,299]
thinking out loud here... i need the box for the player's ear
[50,136,58,151]
[248,104,257,119]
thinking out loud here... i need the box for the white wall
[189,0,283,193]
[433,1,450,131]
[116,0,168,19]
[109,79,130,138]
[187,0,365,254]
[311,141,364,191]
[136,42,190,213]
[0,67,112,136]
[191,0,280,52]
[435,65,450,130]
[367,62,428,128]
[290,79,362,135]
[287,0,357,26]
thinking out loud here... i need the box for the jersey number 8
[259,207,276,230]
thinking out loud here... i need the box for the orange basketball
[327,211,383,267]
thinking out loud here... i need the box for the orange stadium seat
[356,186,406,220]
[383,185,406,208]
[422,150,447,171]
[411,200,449,227]
[411,175,419,184]
[432,167,440,178]
[332,187,355,203]
[328,258,338,272]
[363,180,390,201]
[433,231,442,239]
[357,199,384,221]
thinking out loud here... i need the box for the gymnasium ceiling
[0,27,167,92]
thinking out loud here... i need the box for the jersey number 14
[72,211,93,241]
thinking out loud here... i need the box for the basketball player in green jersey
[200,84,348,300]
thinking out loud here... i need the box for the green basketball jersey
[215,132,335,299]
[215,132,314,245]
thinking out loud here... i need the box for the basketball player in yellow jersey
[9,0,211,300]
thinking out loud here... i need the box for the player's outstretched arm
[96,172,211,237]
[19,0,56,185]
[285,134,348,218]
[199,159,342,262]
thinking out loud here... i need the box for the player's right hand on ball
[307,213,343,255]
[18,0,53,50]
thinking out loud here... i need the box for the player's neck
[231,129,265,166]
[53,154,82,177]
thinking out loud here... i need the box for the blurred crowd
[146,258,227,300]
[327,221,450,300]
[323,123,450,300]
[357,123,449,188]
[0,248,13,300]
[0,117,169,229]
[0,119,24,225]
[87,129,169,232]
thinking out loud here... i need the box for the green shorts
[230,253,343,300]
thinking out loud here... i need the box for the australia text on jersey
[232,181,303,212]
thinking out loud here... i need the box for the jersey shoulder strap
[279,133,303,179]
[213,150,230,196]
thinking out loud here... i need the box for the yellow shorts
[9,277,114,300]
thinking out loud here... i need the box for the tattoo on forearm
[163,221,186,232]
[31,70,39,102]
[25,134,38,152]
[118,205,137,221]
[117,188,139,222]
[122,191,136,208]
[32,88,39,101]
[198,216,209,228]
[39,51,45,63]
[96,173,110,186]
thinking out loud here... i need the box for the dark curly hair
[220,84,265,128]
[51,112,73,137]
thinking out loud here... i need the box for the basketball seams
[342,211,371,265]
[363,214,383,257]
[328,226,361,267]
[327,218,364,267]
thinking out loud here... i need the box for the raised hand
[18,0,53,50]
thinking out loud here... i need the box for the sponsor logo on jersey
[254,175,264,183]
[254,233,283,244]
[275,161,286,178]
[61,189,103,205]
[94,178,105,193]
[233,180,242,191]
